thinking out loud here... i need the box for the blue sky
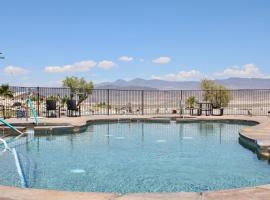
[1,0,270,86]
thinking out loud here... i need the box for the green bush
[46,96,59,101]
[95,102,111,109]
[200,79,231,108]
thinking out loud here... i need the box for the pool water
[1,121,270,194]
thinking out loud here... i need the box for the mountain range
[95,78,270,90]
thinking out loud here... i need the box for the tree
[0,84,14,99]
[200,79,231,108]
[62,76,94,106]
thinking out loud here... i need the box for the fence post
[37,86,40,116]
[3,106,5,119]
[215,90,218,108]
[107,89,110,115]
[220,89,222,108]
[180,90,183,115]
[141,90,144,115]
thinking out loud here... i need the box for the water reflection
[22,121,249,152]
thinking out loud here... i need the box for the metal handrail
[0,137,27,188]
[0,137,11,153]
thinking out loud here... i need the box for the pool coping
[2,184,270,200]
[1,115,270,199]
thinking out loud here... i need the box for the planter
[212,107,224,116]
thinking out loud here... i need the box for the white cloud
[152,56,171,64]
[98,60,116,69]
[212,64,266,78]
[44,60,97,73]
[119,56,133,62]
[4,66,28,76]
[152,70,203,81]
[139,58,144,62]
[151,64,269,81]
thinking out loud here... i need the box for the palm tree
[0,84,14,119]
[0,84,14,99]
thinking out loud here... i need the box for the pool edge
[2,184,270,200]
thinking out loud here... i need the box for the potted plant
[185,96,198,109]
[201,79,231,116]
[185,96,198,115]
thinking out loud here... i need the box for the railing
[0,137,28,188]
[1,86,270,118]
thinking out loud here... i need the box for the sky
[1,0,270,86]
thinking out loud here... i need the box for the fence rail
[0,86,270,118]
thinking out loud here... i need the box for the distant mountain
[95,78,270,90]
[216,78,270,89]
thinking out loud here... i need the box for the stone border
[1,184,270,200]
[1,115,270,199]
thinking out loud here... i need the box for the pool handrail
[0,118,24,138]
[27,98,39,126]
[0,137,11,153]
[12,148,28,188]
[0,137,28,188]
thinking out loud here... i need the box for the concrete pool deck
[2,184,270,200]
[1,114,270,200]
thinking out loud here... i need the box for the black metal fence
[1,86,270,118]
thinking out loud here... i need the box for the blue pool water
[1,121,270,193]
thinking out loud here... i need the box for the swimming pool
[1,120,270,194]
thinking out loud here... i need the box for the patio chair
[67,100,81,117]
[46,100,60,118]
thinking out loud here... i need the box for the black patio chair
[67,100,81,117]
[46,100,60,118]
